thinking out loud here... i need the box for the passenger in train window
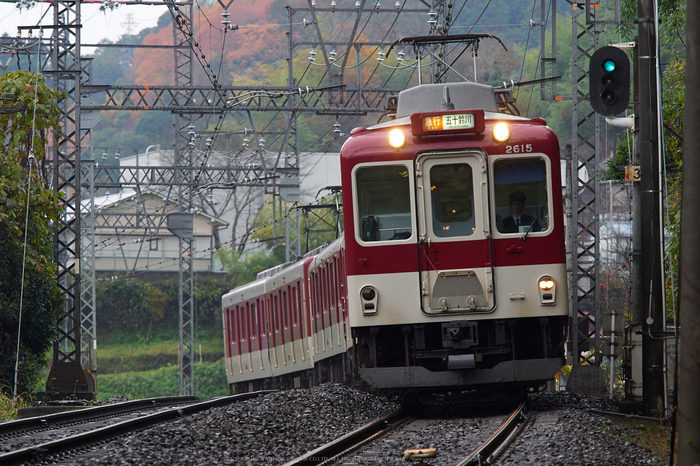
[500,191,541,233]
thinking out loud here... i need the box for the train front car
[342,81,568,396]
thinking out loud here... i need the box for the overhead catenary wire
[14,47,41,398]
[64,2,501,275]
[515,0,539,103]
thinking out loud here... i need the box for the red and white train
[223,77,568,397]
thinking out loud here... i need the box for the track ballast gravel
[43,385,665,466]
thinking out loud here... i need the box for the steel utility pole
[633,0,665,415]
[42,0,94,399]
[677,0,700,462]
[566,1,605,395]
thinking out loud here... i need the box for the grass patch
[98,337,224,374]
[98,337,223,360]
[624,423,671,463]
[94,336,229,401]
[97,359,229,401]
[603,422,671,464]
[0,392,31,421]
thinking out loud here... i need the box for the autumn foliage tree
[0,70,65,396]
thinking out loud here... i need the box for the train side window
[258,298,267,339]
[329,261,336,309]
[250,302,257,340]
[313,272,322,319]
[429,163,475,237]
[282,289,289,330]
[246,302,252,344]
[233,306,239,346]
[356,165,412,242]
[241,303,247,343]
[291,285,298,327]
[322,266,329,316]
[274,294,280,333]
[296,282,304,330]
[493,158,549,234]
[228,308,235,349]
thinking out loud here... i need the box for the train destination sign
[410,109,485,136]
[423,113,474,131]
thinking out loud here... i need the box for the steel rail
[0,395,198,436]
[588,408,661,428]
[455,401,528,466]
[281,408,409,466]
[0,391,274,465]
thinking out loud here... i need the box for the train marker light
[492,122,510,142]
[388,128,406,149]
[538,276,556,305]
[361,286,378,315]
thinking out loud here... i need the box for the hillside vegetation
[83,0,620,154]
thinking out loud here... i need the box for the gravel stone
[48,388,666,466]
[497,391,666,465]
[77,383,399,466]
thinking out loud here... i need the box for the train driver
[500,191,541,233]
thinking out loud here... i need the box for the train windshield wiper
[519,216,538,241]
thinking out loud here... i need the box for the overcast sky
[0,2,168,52]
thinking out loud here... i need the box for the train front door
[415,151,494,314]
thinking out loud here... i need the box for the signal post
[633,0,665,417]
[678,2,700,462]
[588,0,665,416]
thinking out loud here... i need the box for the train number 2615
[505,144,533,153]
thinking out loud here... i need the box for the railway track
[0,391,273,465]
[283,401,527,466]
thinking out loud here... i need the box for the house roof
[81,189,228,228]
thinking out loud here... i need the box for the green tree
[215,192,342,290]
[620,0,685,321]
[96,279,167,345]
[96,274,230,343]
[0,70,65,396]
[193,275,230,331]
[218,248,286,289]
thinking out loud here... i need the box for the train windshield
[493,158,549,234]
[356,165,412,242]
[429,163,475,237]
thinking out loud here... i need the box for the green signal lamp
[603,60,616,73]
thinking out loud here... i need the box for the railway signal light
[589,46,630,116]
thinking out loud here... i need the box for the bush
[97,360,229,401]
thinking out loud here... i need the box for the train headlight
[492,122,511,142]
[388,128,406,149]
[538,278,554,290]
[538,276,556,305]
[360,286,378,315]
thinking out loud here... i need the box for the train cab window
[356,165,412,242]
[493,158,549,234]
[429,163,475,237]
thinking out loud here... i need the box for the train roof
[354,82,535,134]
[395,82,498,118]
[255,240,336,280]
